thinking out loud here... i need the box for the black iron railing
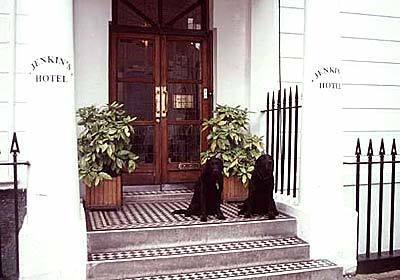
[0,133,30,278]
[344,138,400,273]
[262,85,302,198]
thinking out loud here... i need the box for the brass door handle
[161,86,168,118]
[155,86,161,123]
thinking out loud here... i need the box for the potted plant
[77,102,139,210]
[201,105,264,202]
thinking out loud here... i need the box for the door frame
[109,31,214,185]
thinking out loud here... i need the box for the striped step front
[87,237,310,279]
[124,189,194,203]
[119,259,342,280]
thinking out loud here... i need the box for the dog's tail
[171,209,187,215]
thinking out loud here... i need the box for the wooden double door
[110,33,212,185]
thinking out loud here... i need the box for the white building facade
[1,0,400,278]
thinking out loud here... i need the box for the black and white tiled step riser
[116,260,342,280]
[87,237,310,279]
[124,189,194,202]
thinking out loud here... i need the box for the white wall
[74,0,111,109]
[280,0,304,92]
[0,0,29,185]
[249,0,279,138]
[213,0,251,109]
[339,0,400,255]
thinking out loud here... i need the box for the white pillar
[19,0,86,279]
[299,0,357,273]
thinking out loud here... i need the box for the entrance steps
[86,189,342,279]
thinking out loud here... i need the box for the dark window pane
[118,1,153,27]
[118,82,154,121]
[162,0,198,24]
[125,0,158,23]
[171,6,202,30]
[133,126,154,164]
[168,125,200,163]
[118,39,154,79]
[167,83,200,121]
[167,41,201,80]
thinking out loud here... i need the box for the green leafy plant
[201,105,264,186]
[77,102,139,187]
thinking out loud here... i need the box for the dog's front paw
[244,212,251,218]
[267,213,277,220]
[200,216,207,222]
[216,213,226,220]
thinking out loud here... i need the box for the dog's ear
[204,158,211,175]
[217,158,223,171]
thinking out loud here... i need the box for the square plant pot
[222,176,249,203]
[85,176,122,210]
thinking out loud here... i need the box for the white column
[299,0,357,273]
[19,0,86,279]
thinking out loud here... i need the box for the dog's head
[204,157,223,179]
[254,154,273,180]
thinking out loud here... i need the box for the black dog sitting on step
[239,154,279,219]
[172,158,226,222]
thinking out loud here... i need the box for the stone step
[88,216,296,253]
[123,189,193,203]
[87,236,309,279]
[87,201,297,253]
[111,259,342,280]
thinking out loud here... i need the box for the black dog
[172,158,226,222]
[239,154,279,219]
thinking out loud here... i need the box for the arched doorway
[109,0,213,185]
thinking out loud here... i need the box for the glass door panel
[132,126,155,164]
[118,38,154,79]
[168,125,200,163]
[167,41,201,80]
[167,83,200,121]
[117,82,154,121]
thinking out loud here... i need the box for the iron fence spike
[272,91,275,108]
[379,138,385,155]
[367,139,373,156]
[10,132,20,154]
[355,138,362,155]
[283,88,287,104]
[391,139,397,155]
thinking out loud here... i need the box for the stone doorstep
[87,217,297,253]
